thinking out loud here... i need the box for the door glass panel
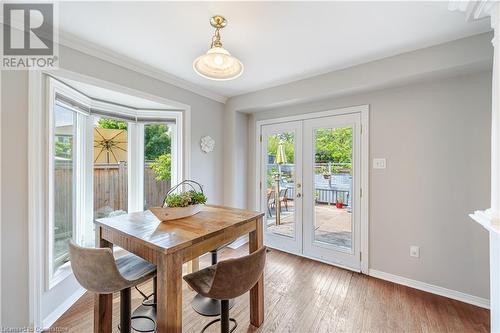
[313,126,353,250]
[53,105,75,273]
[144,123,172,209]
[265,132,295,238]
[93,117,129,219]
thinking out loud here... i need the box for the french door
[261,121,303,254]
[260,113,363,271]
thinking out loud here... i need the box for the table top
[94,205,264,254]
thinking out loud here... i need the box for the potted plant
[150,180,207,221]
[335,199,344,209]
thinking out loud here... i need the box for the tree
[315,128,352,163]
[265,128,353,173]
[55,139,72,158]
[144,124,171,160]
[150,153,171,181]
[267,133,295,163]
[97,118,127,130]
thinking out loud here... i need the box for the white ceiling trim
[58,30,228,104]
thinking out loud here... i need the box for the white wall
[0,45,225,327]
[245,70,492,300]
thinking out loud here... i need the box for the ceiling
[58,1,490,100]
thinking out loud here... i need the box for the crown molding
[448,0,497,21]
[58,31,228,104]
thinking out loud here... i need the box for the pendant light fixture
[193,15,243,81]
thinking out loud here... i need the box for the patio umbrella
[93,128,127,164]
[275,140,287,165]
[274,140,287,225]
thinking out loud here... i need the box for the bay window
[47,77,182,286]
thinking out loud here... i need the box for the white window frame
[47,79,92,288]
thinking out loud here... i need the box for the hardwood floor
[50,245,489,332]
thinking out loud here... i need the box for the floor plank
[49,245,489,333]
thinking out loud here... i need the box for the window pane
[53,105,75,273]
[265,132,296,238]
[313,127,353,250]
[144,123,172,209]
[93,117,128,218]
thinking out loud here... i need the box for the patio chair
[267,189,275,217]
[279,188,289,211]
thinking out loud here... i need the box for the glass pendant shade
[193,46,243,81]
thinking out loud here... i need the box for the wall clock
[200,135,215,153]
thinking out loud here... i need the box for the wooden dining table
[93,205,265,333]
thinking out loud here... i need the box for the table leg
[187,257,199,273]
[249,216,265,327]
[186,257,199,291]
[94,227,113,333]
[157,253,183,333]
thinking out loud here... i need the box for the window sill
[48,261,73,290]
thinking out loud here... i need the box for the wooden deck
[267,203,353,248]
[50,245,489,333]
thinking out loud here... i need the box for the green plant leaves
[164,190,207,207]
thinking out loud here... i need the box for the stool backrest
[209,246,267,300]
[69,241,126,294]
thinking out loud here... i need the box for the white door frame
[255,105,369,273]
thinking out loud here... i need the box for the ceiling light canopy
[193,15,243,81]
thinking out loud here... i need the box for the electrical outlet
[373,158,386,169]
[410,246,420,258]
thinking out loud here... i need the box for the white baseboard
[42,287,86,329]
[227,235,249,249]
[369,269,489,309]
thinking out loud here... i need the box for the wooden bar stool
[184,246,267,333]
[69,241,157,333]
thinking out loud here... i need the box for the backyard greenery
[150,153,172,181]
[97,118,172,180]
[267,128,352,165]
[55,139,72,159]
[266,128,353,185]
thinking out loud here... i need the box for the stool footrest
[200,318,237,333]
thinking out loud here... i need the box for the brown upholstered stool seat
[184,265,217,298]
[184,246,267,333]
[69,241,157,333]
[191,245,235,317]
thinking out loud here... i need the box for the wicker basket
[150,180,205,222]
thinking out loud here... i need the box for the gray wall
[1,71,30,327]
[223,33,493,208]
[0,46,225,327]
[247,71,491,299]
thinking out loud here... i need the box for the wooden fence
[94,162,171,215]
[55,162,171,223]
